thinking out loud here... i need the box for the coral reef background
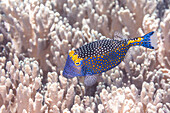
[0,0,169,113]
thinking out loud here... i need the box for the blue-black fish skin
[78,39,128,75]
[63,54,85,78]
[63,31,156,78]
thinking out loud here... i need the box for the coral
[159,9,170,68]
[99,83,169,113]
[0,0,170,113]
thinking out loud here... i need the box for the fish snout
[63,70,74,79]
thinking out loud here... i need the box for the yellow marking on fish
[128,37,144,45]
[69,50,75,57]
[69,50,83,66]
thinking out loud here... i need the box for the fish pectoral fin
[84,75,97,86]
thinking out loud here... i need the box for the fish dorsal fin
[114,31,127,40]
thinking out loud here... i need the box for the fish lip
[63,70,74,79]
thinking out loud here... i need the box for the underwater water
[0,0,169,113]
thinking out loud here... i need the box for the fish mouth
[63,70,74,79]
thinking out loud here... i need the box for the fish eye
[75,62,80,66]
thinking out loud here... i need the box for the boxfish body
[63,31,157,84]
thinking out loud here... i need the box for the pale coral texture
[0,0,170,113]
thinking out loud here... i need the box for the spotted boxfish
[63,31,157,86]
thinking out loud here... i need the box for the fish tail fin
[128,31,158,49]
[140,31,158,49]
